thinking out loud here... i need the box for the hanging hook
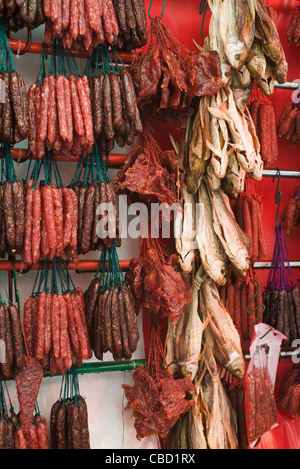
[272,167,284,226]
[12,28,32,56]
[148,0,166,20]
[199,0,209,40]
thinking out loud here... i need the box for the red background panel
[142,0,300,449]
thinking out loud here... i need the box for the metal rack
[275,81,299,91]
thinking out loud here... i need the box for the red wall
[142,0,300,449]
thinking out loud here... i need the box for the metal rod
[253,261,300,269]
[263,169,300,178]
[274,81,299,90]
[8,148,127,167]
[43,360,147,378]
[8,38,135,64]
[245,350,299,361]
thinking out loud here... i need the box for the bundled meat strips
[0,70,29,145]
[23,265,92,376]
[287,9,300,46]
[282,186,300,235]
[122,322,195,441]
[0,302,24,380]
[126,237,193,325]
[90,57,143,153]
[114,127,183,207]
[278,365,300,418]
[277,104,300,147]
[43,0,147,54]
[129,15,222,127]
[22,180,79,264]
[3,0,45,31]
[28,49,94,160]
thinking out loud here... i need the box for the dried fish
[200,277,245,380]
[197,183,228,285]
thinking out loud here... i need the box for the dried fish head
[224,350,246,380]
[219,0,254,71]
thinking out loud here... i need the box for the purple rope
[266,224,295,292]
[281,226,296,291]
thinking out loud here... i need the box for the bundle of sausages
[249,96,278,167]
[0,179,25,258]
[44,0,120,54]
[282,186,300,234]
[287,9,300,46]
[23,179,79,265]
[278,365,300,417]
[70,147,121,256]
[112,0,148,52]
[90,59,143,152]
[262,219,300,348]
[84,245,139,361]
[3,0,45,31]
[43,0,147,54]
[0,302,24,380]
[0,70,29,144]
[0,408,48,450]
[263,285,300,349]
[219,274,264,351]
[231,189,269,265]
[50,396,90,449]
[14,413,49,449]
[72,179,120,256]
[23,275,92,376]
[277,104,300,147]
[28,70,94,160]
